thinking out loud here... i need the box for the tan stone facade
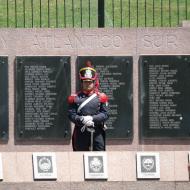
[0,27,190,185]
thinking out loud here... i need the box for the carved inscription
[95,64,125,129]
[142,34,178,49]
[0,36,7,49]
[24,65,57,131]
[31,34,124,50]
[148,64,182,130]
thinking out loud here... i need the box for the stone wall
[0,27,190,187]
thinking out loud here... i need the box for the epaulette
[67,94,77,104]
[98,92,108,103]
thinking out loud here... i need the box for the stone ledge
[1,151,189,182]
[0,181,190,190]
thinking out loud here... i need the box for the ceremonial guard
[68,61,109,151]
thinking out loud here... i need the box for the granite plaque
[136,152,160,179]
[140,56,190,138]
[76,56,133,139]
[15,56,71,140]
[32,152,57,179]
[0,57,8,141]
[84,152,108,179]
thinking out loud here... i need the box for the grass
[0,0,189,28]
[105,0,190,27]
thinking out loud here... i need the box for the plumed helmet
[79,60,97,81]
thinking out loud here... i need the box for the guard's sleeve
[67,95,83,126]
[92,93,109,124]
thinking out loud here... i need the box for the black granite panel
[140,56,190,138]
[76,56,133,139]
[15,56,71,140]
[0,57,8,141]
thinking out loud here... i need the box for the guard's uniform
[68,91,109,151]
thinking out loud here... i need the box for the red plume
[85,60,92,67]
[94,73,100,93]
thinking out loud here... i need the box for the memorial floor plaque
[15,56,71,140]
[33,152,57,179]
[84,152,108,180]
[140,56,190,138]
[0,57,8,141]
[136,152,160,179]
[77,56,133,139]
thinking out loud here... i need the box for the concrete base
[0,182,190,190]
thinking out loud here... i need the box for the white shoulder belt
[77,93,97,113]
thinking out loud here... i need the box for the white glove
[80,116,94,133]
[81,116,93,125]
[85,120,94,127]
[80,121,94,132]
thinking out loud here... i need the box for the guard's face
[82,80,95,91]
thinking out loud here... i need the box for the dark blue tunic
[68,91,109,151]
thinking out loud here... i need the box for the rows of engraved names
[148,64,182,130]
[95,64,126,129]
[24,65,57,131]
